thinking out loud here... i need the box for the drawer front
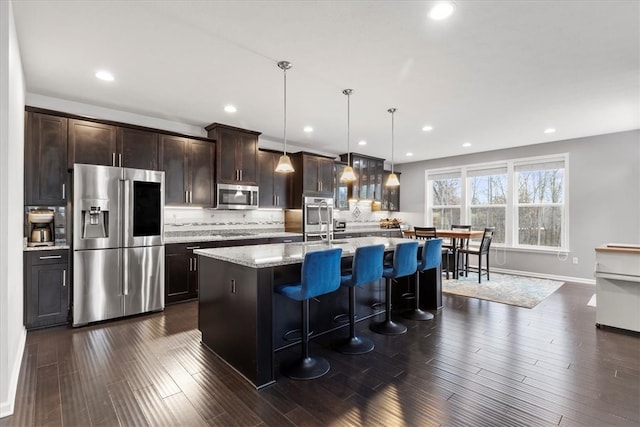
[26,250,69,266]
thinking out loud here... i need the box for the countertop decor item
[385,108,400,187]
[340,89,357,182]
[275,61,295,173]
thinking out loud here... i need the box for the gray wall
[397,130,640,282]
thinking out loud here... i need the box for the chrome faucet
[318,200,331,242]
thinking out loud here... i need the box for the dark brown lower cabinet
[165,236,302,304]
[24,250,70,330]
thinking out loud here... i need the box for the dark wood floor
[1,281,639,427]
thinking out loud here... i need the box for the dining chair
[457,227,495,283]
[445,224,471,277]
[274,247,343,380]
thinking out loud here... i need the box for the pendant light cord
[283,67,287,155]
[347,91,350,165]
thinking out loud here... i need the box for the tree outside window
[516,161,564,248]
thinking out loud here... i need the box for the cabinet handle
[39,255,62,260]
[276,196,280,206]
[62,183,65,199]
[62,269,66,287]
[118,153,122,167]
[186,246,201,250]
[235,170,239,180]
[240,169,243,181]
[112,152,116,166]
[194,257,197,271]
[185,191,188,203]
[231,279,236,294]
[190,191,193,204]
[189,258,193,272]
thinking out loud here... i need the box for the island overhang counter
[195,236,440,388]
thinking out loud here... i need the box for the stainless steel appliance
[303,195,334,241]
[26,209,55,246]
[72,164,164,326]
[217,183,259,209]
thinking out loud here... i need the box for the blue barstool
[275,247,343,380]
[404,238,443,321]
[370,241,419,335]
[334,244,385,355]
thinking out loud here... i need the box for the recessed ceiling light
[303,126,314,133]
[462,142,472,148]
[406,152,414,157]
[544,128,556,134]
[429,2,455,20]
[224,105,237,113]
[358,140,367,146]
[422,125,433,132]
[95,70,114,81]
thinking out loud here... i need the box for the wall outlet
[572,257,579,265]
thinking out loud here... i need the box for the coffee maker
[27,209,55,247]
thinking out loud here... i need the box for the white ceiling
[11,0,640,164]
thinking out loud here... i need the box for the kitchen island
[195,236,441,388]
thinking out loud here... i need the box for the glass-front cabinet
[334,162,349,210]
[339,153,385,202]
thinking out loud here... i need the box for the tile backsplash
[166,201,403,235]
[164,208,284,234]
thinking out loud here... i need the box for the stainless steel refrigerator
[72,164,165,326]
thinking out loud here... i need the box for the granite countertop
[194,236,420,268]
[164,231,302,244]
[24,244,70,252]
[335,226,402,234]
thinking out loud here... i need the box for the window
[468,167,507,243]
[515,160,565,248]
[426,155,568,251]
[428,171,461,229]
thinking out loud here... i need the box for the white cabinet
[594,244,640,332]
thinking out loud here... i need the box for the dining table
[403,229,485,279]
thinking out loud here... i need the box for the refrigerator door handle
[123,248,129,295]
[122,179,131,245]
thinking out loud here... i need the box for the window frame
[425,153,569,252]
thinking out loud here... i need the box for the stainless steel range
[72,164,165,326]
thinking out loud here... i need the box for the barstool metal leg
[281,299,330,380]
[403,271,434,321]
[335,287,375,355]
[370,278,408,335]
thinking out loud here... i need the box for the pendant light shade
[385,108,400,187]
[275,61,295,173]
[340,89,357,182]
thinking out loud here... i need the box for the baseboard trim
[490,267,596,285]
[0,326,27,418]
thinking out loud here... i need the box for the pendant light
[275,61,295,173]
[340,89,357,182]
[385,108,400,187]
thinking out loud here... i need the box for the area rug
[443,272,564,308]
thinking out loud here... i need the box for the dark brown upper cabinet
[24,112,69,206]
[340,153,385,202]
[205,123,260,185]
[159,135,215,206]
[258,150,289,208]
[68,119,117,168]
[289,152,335,208]
[116,127,159,170]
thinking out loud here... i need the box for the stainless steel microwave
[217,184,259,209]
